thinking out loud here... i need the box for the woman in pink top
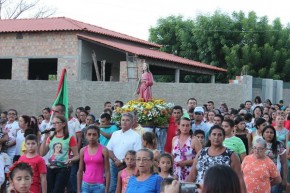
[77,125,110,193]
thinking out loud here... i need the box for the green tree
[149,10,290,82]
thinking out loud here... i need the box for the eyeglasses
[253,146,265,152]
[135,158,151,162]
[51,121,63,125]
[194,112,202,115]
[52,110,60,113]
[8,113,16,115]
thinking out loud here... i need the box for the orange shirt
[242,154,280,193]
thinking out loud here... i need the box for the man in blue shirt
[99,113,118,146]
[191,106,209,138]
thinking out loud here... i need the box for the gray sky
[48,0,290,40]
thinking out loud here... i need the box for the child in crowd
[234,116,250,155]
[158,153,174,179]
[194,130,205,147]
[7,162,33,193]
[20,129,34,155]
[77,125,110,193]
[19,134,47,193]
[116,150,137,193]
[142,132,160,171]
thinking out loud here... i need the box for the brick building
[0,17,226,83]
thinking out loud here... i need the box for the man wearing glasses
[4,109,18,161]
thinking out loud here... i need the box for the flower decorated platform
[112,99,174,127]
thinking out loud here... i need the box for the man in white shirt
[107,112,142,193]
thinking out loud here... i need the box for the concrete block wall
[0,32,79,80]
[0,80,245,117]
[119,61,128,82]
[12,58,29,80]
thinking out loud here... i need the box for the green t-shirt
[47,135,73,168]
[223,136,246,156]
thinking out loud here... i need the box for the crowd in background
[1,96,290,193]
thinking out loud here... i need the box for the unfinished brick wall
[0,32,79,80]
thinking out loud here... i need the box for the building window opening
[29,59,57,80]
[0,59,12,79]
[92,61,112,81]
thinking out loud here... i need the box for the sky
[46,0,290,41]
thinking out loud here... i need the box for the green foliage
[149,10,290,82]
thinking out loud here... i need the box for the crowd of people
[0,97,290,193]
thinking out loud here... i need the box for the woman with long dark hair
[172,117,201,182]
[248,117,267,153]
[188,125,246,192]
[77,125,110,193]
[40,114,79,193]
[262,125,288,192]
[14,115,30,162]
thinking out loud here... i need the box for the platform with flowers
[112,98,174,127]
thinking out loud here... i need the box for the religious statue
[136,63,153,102]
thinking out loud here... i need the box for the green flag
[52,68,69,119]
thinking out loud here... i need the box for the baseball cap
[194,106,204,114]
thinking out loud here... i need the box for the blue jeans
[109,160,120,193]
[82,182,105,193]
[271,184,282,193]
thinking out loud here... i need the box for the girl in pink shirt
[77,125,110,193]
[116,150,137,193]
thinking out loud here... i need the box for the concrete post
[262,79,274,102]
[175,69,180,83]
[242,75,253,101]
[211,75,215,83]
[274,80,283,103]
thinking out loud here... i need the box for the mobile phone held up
[179,182,197,193]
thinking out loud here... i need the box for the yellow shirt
[21,141,26,155]
[132,124,145,136]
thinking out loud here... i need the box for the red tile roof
[77,34,227,72]
[0,17,160,48]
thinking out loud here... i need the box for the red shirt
[19,155,47,193]
[164,116,178,153]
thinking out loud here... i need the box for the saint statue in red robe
[137,63,153,102]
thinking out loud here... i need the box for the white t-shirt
[80,123,87,130]
[15,129,25,156]
[4,121,18,158]
[68,117,81,137]
[107,129,142,160]
[39,120,52,132]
